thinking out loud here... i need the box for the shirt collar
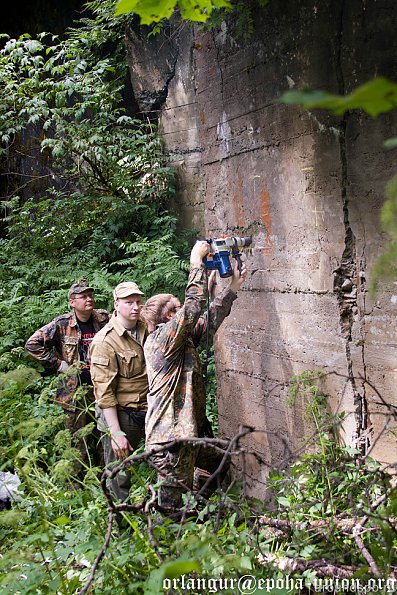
[111,315,142,339]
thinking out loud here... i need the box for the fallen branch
[79,428,257,594]
[257,552,356,579]
[145,485,163,561]
[353,525,381,577]
[259,491,391,580]
[196,425,252,499]
[259,515,369,534]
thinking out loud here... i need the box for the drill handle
[231,240,244,276]
[233,250,243,275]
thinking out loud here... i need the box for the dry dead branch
[78,424,394,595]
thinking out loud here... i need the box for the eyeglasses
[72,293,94,301]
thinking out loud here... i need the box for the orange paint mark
[260,188,274,255]
[199,110,206,125]
[260,189,272,233]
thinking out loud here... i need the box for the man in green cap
[25,279,109,473]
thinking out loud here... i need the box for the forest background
[0,1,396,593]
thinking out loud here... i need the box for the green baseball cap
[68,279,94,299]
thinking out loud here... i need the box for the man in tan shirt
[89,282,148,501]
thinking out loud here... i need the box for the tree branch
[77,509,114,595]
[352,525,381,577]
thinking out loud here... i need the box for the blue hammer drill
[203,236,252,278]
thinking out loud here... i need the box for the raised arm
[192,261,248,345]
[151,242,211,356]
[184,241,211,322]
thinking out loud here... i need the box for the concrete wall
[126,0,397,494]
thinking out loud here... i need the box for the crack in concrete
[137,48,179,115]
[248,286,331,295]
[333,0,370,454]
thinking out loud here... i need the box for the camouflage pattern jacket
[25,309,109,411]
[144,264,237,446]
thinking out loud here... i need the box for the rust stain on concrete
[260,188,274,254]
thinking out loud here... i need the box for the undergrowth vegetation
[0,371,395,593]
[0,0,191,372]
[0,1,396,593]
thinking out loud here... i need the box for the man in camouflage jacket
[25,280,109,471]
[142,241,247,510]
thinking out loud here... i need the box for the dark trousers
[150,443,229,510]
[100,408,146,502]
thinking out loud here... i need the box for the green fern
[0,1,192,363]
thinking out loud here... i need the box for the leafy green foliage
[1,368,395,593]
[115,0,232,24]
[201,348,219,434]
[1,3,396,592]
[114,0,270,46]
[281,77,397,117]
[0,25,175,256]
[0,1,192,365]
[265,373,395,576]
[268,444,390,569]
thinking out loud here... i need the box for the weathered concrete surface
[126,0,397,494]
[126,22,206,232]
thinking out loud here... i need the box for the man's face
[69,290,95,316]
[115,294,142,324]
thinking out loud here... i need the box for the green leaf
[162,559,201,579]
[384,136,397,149]
[145,559,202,595]
[115,0,231,23]
[115,0,177,21]
[281,77,397,117]
[179,0,230,22]
[300,544,319,559]
[53,516,70,525]
[277,496,291,508]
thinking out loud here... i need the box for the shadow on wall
[215,279,301,498]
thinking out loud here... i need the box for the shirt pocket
[90,354,110,382]
[116,350,138,378]
[61,337,78,362]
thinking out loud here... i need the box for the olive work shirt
[25,309,109,411]
[89,316,148,411]
[144,264,237,447]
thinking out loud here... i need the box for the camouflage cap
[68,279,94,299]
[113,281,144,300]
